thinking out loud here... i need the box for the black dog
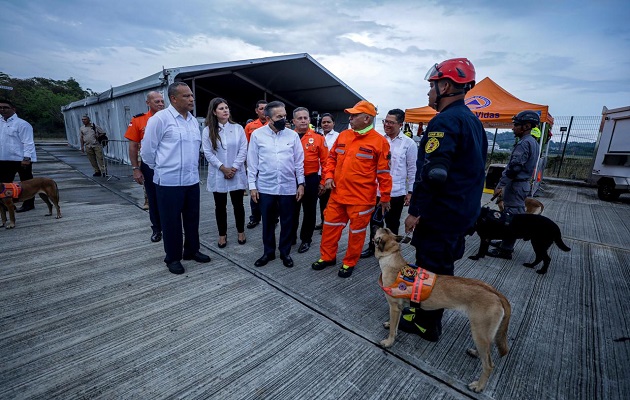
[468,207,571,274]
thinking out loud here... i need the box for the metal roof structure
[62,53,363,126]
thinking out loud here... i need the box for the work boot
[397,307,442,342]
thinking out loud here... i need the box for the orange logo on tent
[465,95,491,110]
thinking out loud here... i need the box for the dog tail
[555,233,571,252]
[494,291,511,357]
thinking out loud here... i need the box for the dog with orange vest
[0,177,61,228]
[374,227,511,393]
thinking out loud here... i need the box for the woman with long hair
[201,97,248,247]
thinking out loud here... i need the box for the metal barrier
[100,139,209,183]
[102,140,132,181]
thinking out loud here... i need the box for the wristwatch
[132,166,141,170]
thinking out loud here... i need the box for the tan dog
[496,196,544,214]
[0,178,61,229]
[374,227,511,393]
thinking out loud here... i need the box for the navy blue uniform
[401,99,487,340]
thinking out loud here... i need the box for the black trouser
[141,162,161,234]
[258,193,295,257]
[0,161,34,208]
[411,222,466,329]
[319,189,331,223]
[249,197,261,223]
[292,173,320,244]
[213,190,245,236]
[156,183,200,264]
[366,195,406,250]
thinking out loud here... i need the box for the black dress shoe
[93,171,102,177]
[297,242,311,253]
[247,220,259,229]
[280,254,294,268]
[183,252,211,263]
[15,204,35,213]
[167,261,185,275]
[151,232,162,243]
[360,247,375,259]
[489,240,502,248]
[254,254,275,267]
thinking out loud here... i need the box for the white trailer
[591,105,630,201]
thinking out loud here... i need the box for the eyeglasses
[382,120,400,126]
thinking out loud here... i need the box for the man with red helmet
[401,58,488,342]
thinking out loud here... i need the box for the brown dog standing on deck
[374,227,511,393]
[0,178,61,228]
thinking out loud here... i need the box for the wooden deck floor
[1,144,628,400]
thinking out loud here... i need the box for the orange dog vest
[379,264,437,303]
[0,183,21,199]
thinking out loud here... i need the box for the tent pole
[489,128,497,164]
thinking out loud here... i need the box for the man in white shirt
[315,113,339,230]
[361,108,418,258]
[247,101,305,268]
[0,99,37,212]
[141,82,211,275]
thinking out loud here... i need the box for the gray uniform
[497,133,539,251]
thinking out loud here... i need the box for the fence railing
[485,115,601,181]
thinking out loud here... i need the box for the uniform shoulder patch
[425,137,440,153]
[428,132,444,138]
[133,112,146,118]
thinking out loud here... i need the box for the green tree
[0,72,94,138]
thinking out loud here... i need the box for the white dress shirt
[201,122,248,193]
[140,105,201,187]
[379,132,417,197]
[247,125,305,195]
[323,129,340,150]
[0,113,37,162]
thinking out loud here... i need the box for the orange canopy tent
[405,77,553,128]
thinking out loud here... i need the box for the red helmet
[425,58,476,87]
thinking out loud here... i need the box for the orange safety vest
[0,183,22,199]
[378,264,437,303]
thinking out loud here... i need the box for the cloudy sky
[1,0,629,117]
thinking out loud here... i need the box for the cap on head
[512,110,540,126]
[344,100,377,116]
[425,58,476,87]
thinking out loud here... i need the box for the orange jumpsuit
[245,119,266,143]
[319,127,392,267]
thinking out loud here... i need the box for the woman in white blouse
[202,98,248,248]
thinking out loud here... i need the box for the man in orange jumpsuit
[244,100,267,229]
[124,91,165,243]
[291,107,328,253]
[312,100,392,278]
